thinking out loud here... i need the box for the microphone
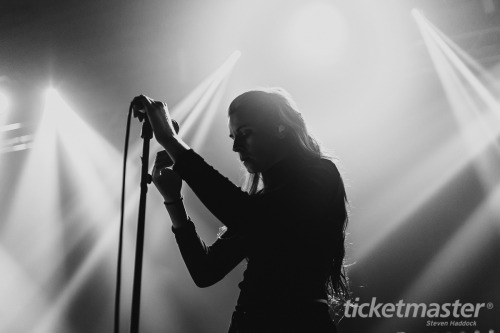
[130,96,179,133]
[130,95,155,121]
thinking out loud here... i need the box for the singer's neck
[261,153,305,192]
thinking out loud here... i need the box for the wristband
[164,197,183,206]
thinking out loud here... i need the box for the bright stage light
[413,9,500,191]
[286,2,349,67]
[44,88,76,131]
[1,87,128,332]
[362,13,500,332]
[356,9,500,264]
[371,12,500,327]
[182,50,241,149]
[0,87,63,332]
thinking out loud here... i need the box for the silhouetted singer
[135,87,349,332]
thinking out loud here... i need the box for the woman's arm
[153,162,245,287]
[170,214,246,288]
[172,150,258,232]
[140,97,259,231]
[172,150,343,233]
[164,198,190,229]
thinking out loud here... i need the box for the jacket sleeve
[172,149,257,232]
[173,149,344,234]
[172,219,246,288]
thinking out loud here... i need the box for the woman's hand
[132,94,177,146]
[132,94,190,163]
[152,151,182,203]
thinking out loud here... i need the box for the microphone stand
[130,117,153,333]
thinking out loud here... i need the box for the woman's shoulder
[287,156,341,193]
[303,156,340,178]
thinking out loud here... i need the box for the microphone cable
[114,103,133,333]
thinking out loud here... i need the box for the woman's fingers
[152,151,174,181]
[152,164,173,182]
[155,151,173,166]
[132,94,178,150]
[131,95,167,113]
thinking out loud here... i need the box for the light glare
[287,3,349,67]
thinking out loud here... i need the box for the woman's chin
[242,160,257,173]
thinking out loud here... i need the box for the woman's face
[228,108,284,173]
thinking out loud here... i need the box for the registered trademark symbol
[487,302,493,309]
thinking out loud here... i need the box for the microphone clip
[130,96,147,122]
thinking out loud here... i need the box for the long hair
[228,87,350,307]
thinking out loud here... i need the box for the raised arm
[171,218,246,288]
[152,149,246,287]
[172,150,345,235]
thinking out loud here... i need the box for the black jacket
[171,149,346,314]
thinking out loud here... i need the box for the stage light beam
[0,91,9,149]
[135,50,242,159]
[413,9,500,191]
[0,87,65,332]
[355,10,500,261]
[9,49,241,332]
[33,89,125,332]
